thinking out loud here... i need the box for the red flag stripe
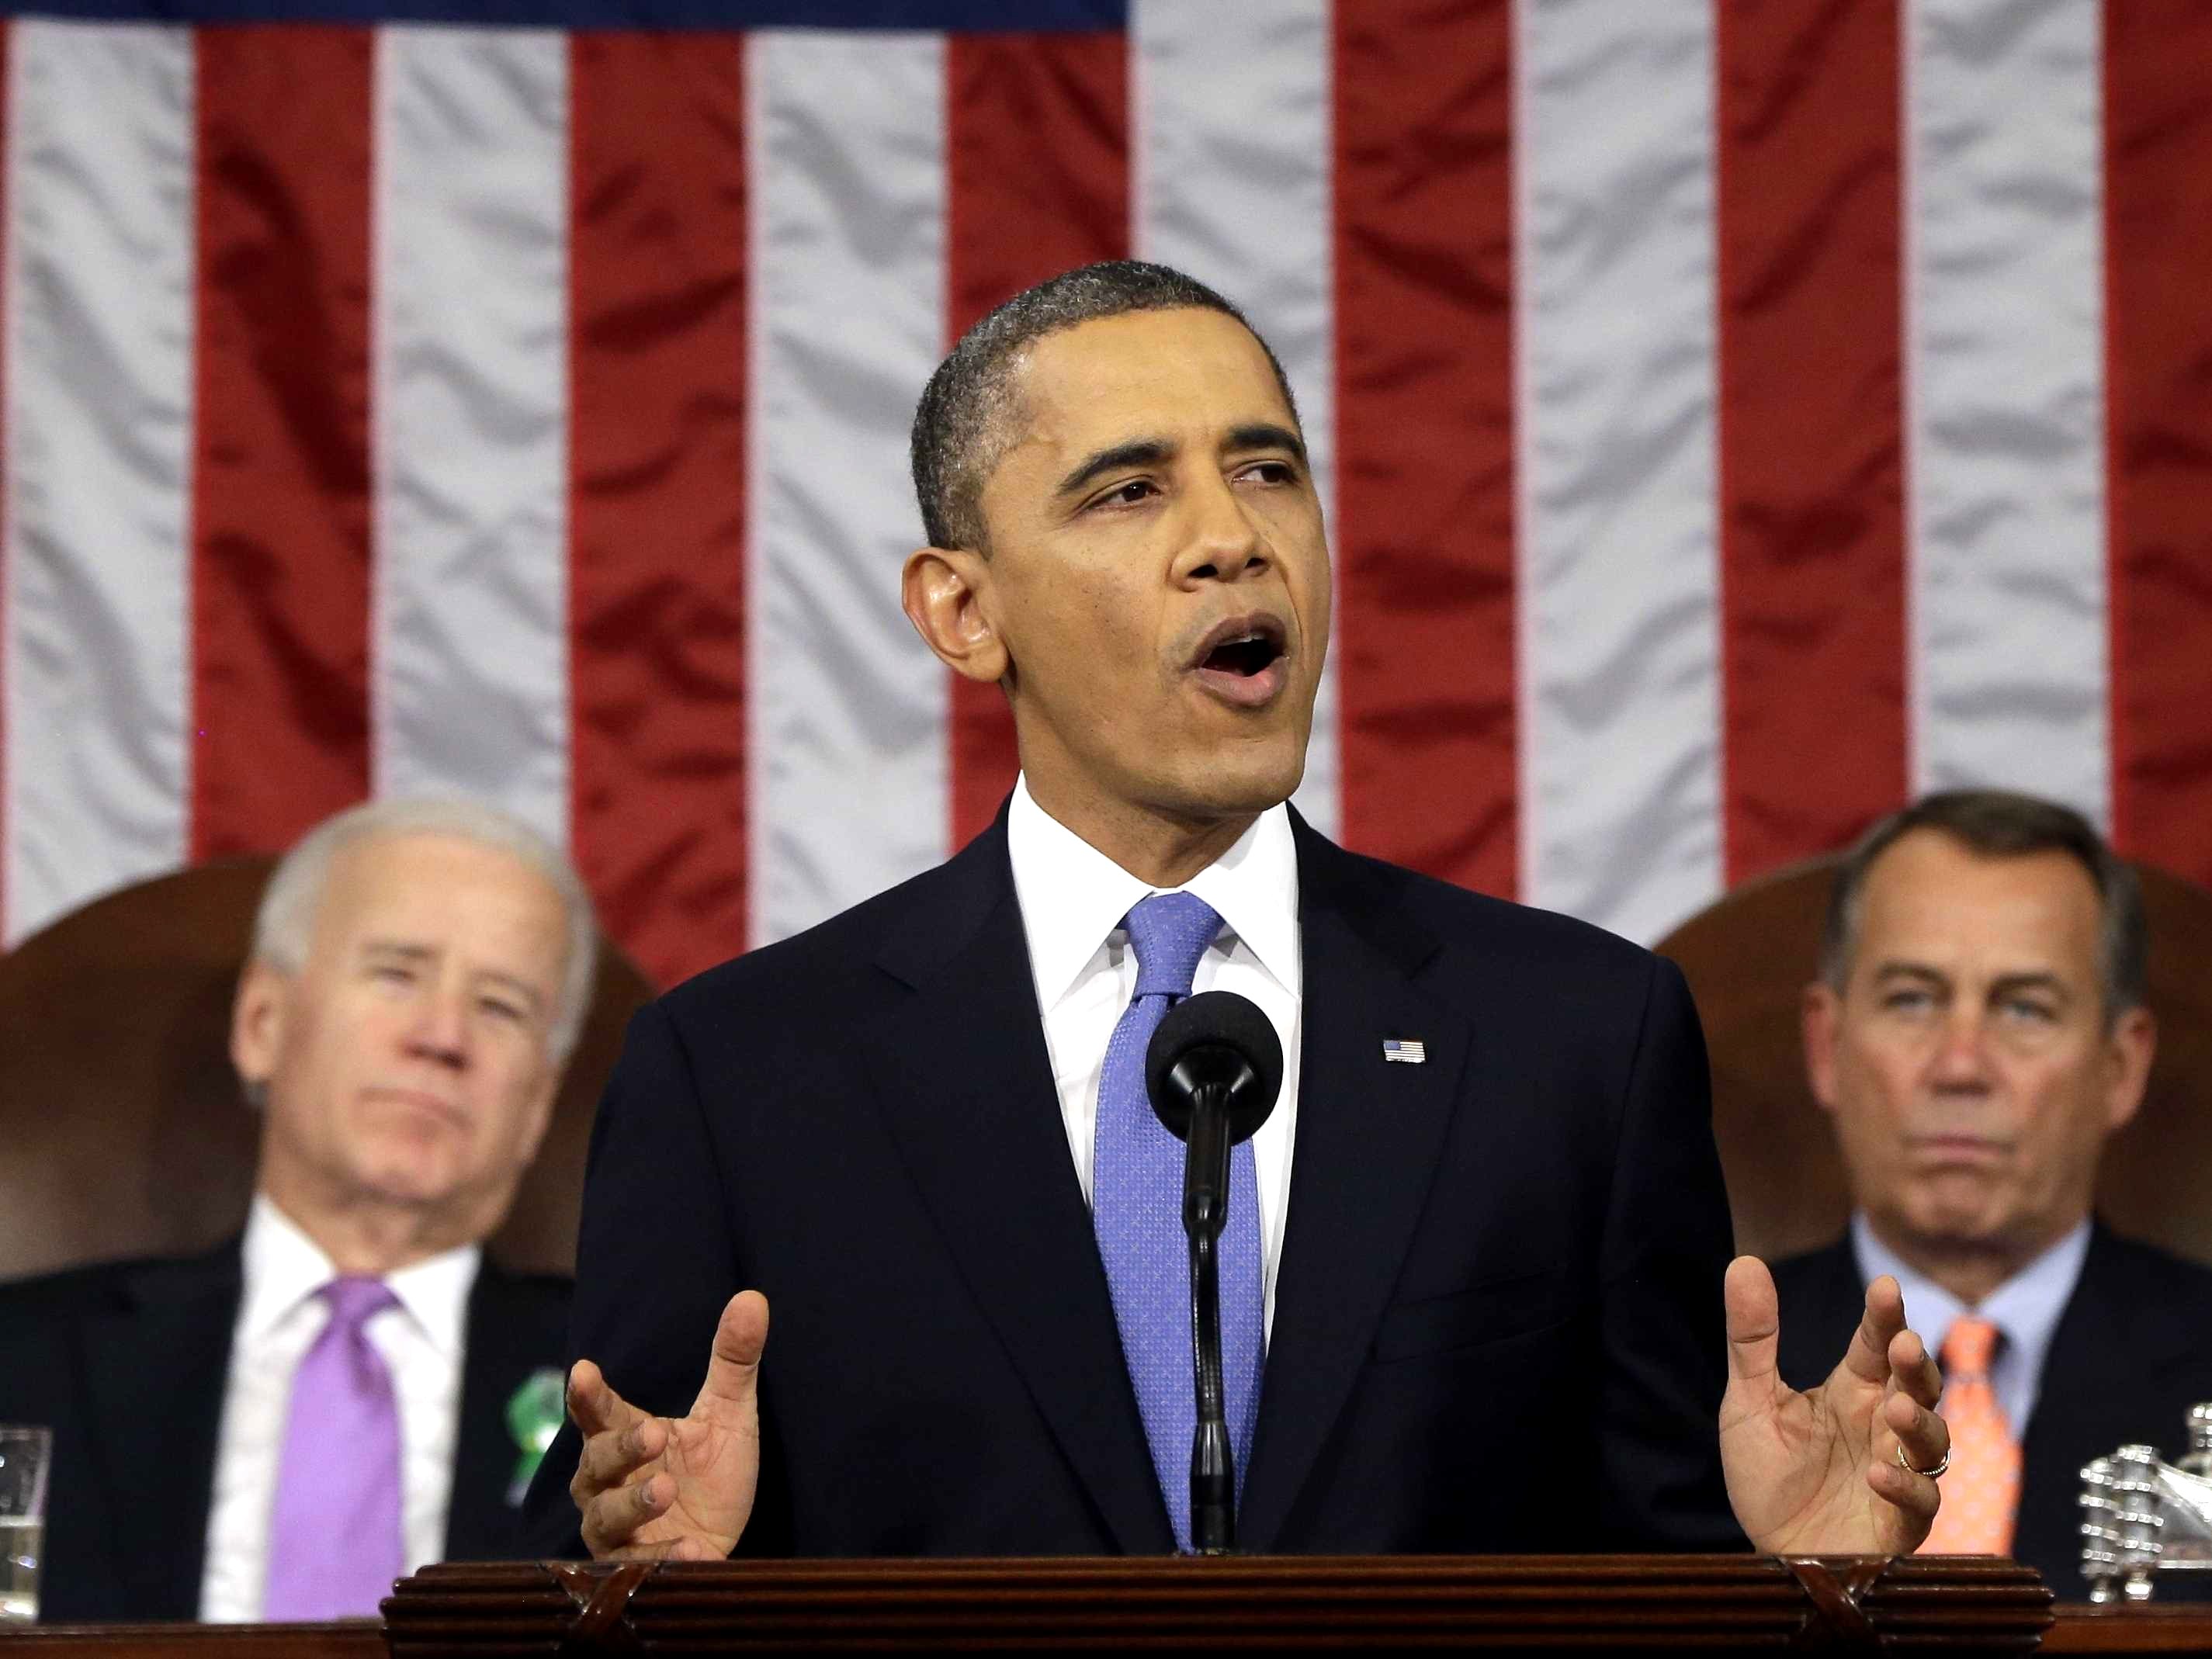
[1714,0,1907,884]
[942,31,1129,850]
[1332,0,1517,897]
[189,24,376,861]
[2103,0,2212,885]
[567,31,751,988]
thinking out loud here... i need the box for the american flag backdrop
[0,0,2206,992]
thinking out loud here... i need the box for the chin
[1194,736,1308,816]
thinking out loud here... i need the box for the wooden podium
[380,1554,2060,1652]
[23,1557,2212,1654]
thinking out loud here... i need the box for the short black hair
[1819,788,2146,1019]
[909,259,1300,552]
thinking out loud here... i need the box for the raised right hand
[567,1290,769,1560]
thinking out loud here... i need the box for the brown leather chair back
[1656,856,2212,1268]
[0,857,653,1283]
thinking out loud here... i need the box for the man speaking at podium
[529,262,1950,1561]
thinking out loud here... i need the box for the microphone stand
[1181,1079,1236,1554]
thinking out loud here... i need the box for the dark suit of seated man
[526,260,1954,1564]
[0,798,598,1623]
[1770,789,2212,1598]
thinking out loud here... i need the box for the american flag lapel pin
[1382,1037,1427,1065]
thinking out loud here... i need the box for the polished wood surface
[1655,857,2212,1267]
[2049,1605,2212,1653]
[376,1554,2054,1652]
[0,856,653,1283]
[12,1579,2212,1654]
[0,1625,379,1654]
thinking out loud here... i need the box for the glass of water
[0,1425,51,1623]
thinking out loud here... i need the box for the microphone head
[1144,990,1284,1145]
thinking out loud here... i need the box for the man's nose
[405,985,470,1068]
[1928,1011,1993,1090]
[1174,475,1270,584]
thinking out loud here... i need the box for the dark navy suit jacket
[0,1237,569,1622]
[1773,1224,2212,1598]
[527,810,1746,1557]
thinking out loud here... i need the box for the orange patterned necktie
[1920,1315,2021,1555]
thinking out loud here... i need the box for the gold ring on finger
[1895,1440,1950,1479]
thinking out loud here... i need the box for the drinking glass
[0,1425,52,1623]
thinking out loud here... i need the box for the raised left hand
[1718,1256,1950,1555]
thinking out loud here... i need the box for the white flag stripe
[2,22,195,946]
[1131,0,1340,841]
[373,27,571,844]
[1513,0,1724,944]
[1905,0,2109,825]
[748,30,948,947]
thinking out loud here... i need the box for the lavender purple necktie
[1093,891,1264,1551]
[262,1276,405,1621]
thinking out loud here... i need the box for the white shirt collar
[1006,773,1300,1010]
[240,1190,480,1362]
[1849,1210,2089,1423]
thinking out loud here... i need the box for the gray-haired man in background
[1771,788,2212,1597]
[0,798,597,1623]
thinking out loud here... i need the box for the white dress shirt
[1006,774,1302,1339]
[199,1193,480,1622]
[1850,1211,2092,1437]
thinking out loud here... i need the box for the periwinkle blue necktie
[1092,890,1264,1550]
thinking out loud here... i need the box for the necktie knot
[1123,891,1223,1000]
[1942,1314,2002,1380]
[321,1275,399,1333]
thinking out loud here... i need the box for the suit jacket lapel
[860,821,1173,1554]
[81,1242,241,1620]
[444,1261,553,1560]
[1238,819,1471,1550]
[2015,1225,2193,1590]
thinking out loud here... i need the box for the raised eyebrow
[1055,436,1177,500]
[1223,422,1308,466]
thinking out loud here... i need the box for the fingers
[1884,1385,1951,1477]
[1721,1256,1780,1389]
[1867,1388,1947,1532]
[1864,1450,1942,1529]
[692,1290,771,1422]
[580,1466,674,1557]
[574,1411,670,1501]
[566,1358,646,1441]
[1840,1274,1909,1387]
[1888,1325,1943,1410]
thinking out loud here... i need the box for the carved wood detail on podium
[380,1554,2054,1653]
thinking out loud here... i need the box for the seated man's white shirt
[1007,773,1302,1339]
[200,1193,480,1622]
[1850,1211,2091,1436]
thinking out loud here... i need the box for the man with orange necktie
[1772,789,2212,1596]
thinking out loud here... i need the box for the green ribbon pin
[505,1366,567,1508]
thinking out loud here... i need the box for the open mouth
[1187,614,1291,710]
[1192,614,1288,674]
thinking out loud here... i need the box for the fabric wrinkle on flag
[0,0,2186,978]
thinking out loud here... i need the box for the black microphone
[1143,990,1283,1555]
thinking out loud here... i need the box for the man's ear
[1802,981,1842,1115]
[901,545,1008,684]
[231,958,290,1097]
[2103,1003,2157,1135]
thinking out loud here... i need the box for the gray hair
[910,259,1300,553]
[1819,788,2146,1022]
[252,797,600,1065]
